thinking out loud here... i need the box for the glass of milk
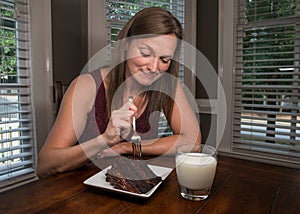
[176,144,217,201]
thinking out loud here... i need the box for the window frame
[219,0,300,169]
[0,0,39,192]
[0,0,53,192]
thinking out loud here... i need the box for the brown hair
[106,7,183,123]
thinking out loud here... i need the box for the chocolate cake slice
[105,157,162,194]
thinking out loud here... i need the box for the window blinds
[106,0,184,42]
[0,0,37,192]
[106,0,185,137]
[234,0,300,164]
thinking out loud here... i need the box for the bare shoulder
[72,73,96,89]
[67,68,108,103]
[75,68,109,86]
[65,72,98,113]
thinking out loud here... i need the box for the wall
[51,0,88,85]
[32,0,88,151]
[196,0,219,144]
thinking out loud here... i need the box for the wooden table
[1,155,300,214]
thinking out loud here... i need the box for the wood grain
[1,156,299,214]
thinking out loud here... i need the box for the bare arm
[37,73,136,177]
[37,74,100,177]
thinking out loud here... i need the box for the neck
[124,71,143,98]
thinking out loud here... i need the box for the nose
[147,57,159,72]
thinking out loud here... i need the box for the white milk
[176,153,217,189]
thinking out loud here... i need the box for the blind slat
[0,142,32,152]
[234,116,300,125]
[0,127,30,135]
[233,143,300,158]
[233,122,300,132]
[233,137,300,149]
[0,151,33,163]
[0,136,32,144]
[234,85,300,90]
[0,167,37,187]
[0,160,33,173]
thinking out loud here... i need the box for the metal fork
[129,96,142,159]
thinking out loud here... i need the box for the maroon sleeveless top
[79,70,159,143]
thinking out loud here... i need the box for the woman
[37,7,201,177]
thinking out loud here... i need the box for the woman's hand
[102,101,137,147]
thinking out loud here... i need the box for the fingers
[111,109,134,124]
[112,117,131,130]
[112,114,132,139]
[104,101,138,145]
[120,100,137,116]
[113,100,137,124]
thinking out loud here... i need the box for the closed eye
[140,49,151,57]
[160,57,172,64]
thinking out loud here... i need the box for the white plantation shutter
[106,0,185,137]
[0,0,37,192]
[233,0,300,164]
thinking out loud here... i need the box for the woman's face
[125,34,177,86]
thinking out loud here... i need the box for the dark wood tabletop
[1,155,300,214]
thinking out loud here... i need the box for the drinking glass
[176,144,217,201]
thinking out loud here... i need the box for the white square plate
[84,164,173,198]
